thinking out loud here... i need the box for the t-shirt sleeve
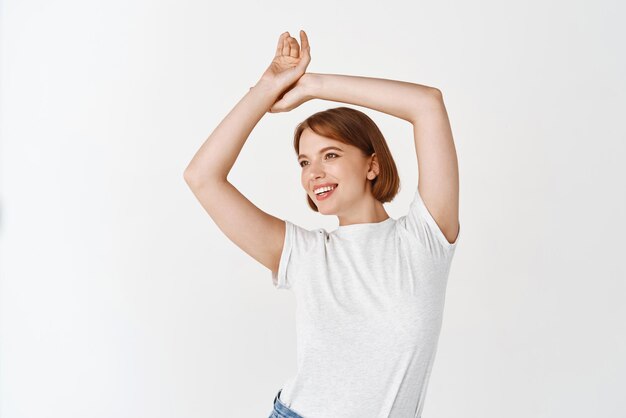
[397,188,460,257]
[271,219,319,290]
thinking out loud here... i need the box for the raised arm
[303,73,460,244]
[184,30,313,276]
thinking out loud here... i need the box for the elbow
[430,87,443,100]
[183,167,202,186]
[408,87,445,124]
[183,167,227,187]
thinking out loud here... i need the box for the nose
[307,159,325,180]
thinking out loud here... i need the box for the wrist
[251,78,282,95]
[303,73,323,99]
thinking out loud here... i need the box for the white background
[1,0,625,417]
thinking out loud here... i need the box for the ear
[367,153,380,180]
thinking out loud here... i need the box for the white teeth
[314,185,336,195]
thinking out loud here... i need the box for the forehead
[298,129,350,156]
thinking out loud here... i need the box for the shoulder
[396,189,460,256]
[285,220,327,250]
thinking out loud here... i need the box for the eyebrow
[298,146,344,161]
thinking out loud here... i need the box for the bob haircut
[293,106,401,212]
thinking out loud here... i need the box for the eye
[299,153,339,168]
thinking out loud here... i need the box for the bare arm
[183,80,280,182]
[185,30,310,182]
[183,30,312,277]
[304,73,459,244]
[304,72,441,124]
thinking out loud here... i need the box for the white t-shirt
[271,188,460,418]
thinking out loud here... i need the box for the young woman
[184,30,460,418]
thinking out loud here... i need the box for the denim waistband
[272,389,304,418]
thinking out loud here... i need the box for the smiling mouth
[314,184,338,200]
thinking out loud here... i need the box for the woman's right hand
[258,30,311,93]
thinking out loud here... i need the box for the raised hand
[259,30,311,94]
[269,73,317,113]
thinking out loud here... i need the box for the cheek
[335,163,358,181]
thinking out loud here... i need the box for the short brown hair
[293,106,401,212]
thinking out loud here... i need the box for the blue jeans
[268,388,304,418]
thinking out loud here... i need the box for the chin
[317,205,336,216]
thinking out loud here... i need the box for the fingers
[296,30,311,70]
[282,32,291,56]
[275,30,310,59]
[288,37,299,58]
[300,30,310,54]
[275,31,289,57]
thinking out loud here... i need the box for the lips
[312,183,338,193]
[314,184,338,201]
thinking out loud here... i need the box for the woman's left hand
[269,73,318,113]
